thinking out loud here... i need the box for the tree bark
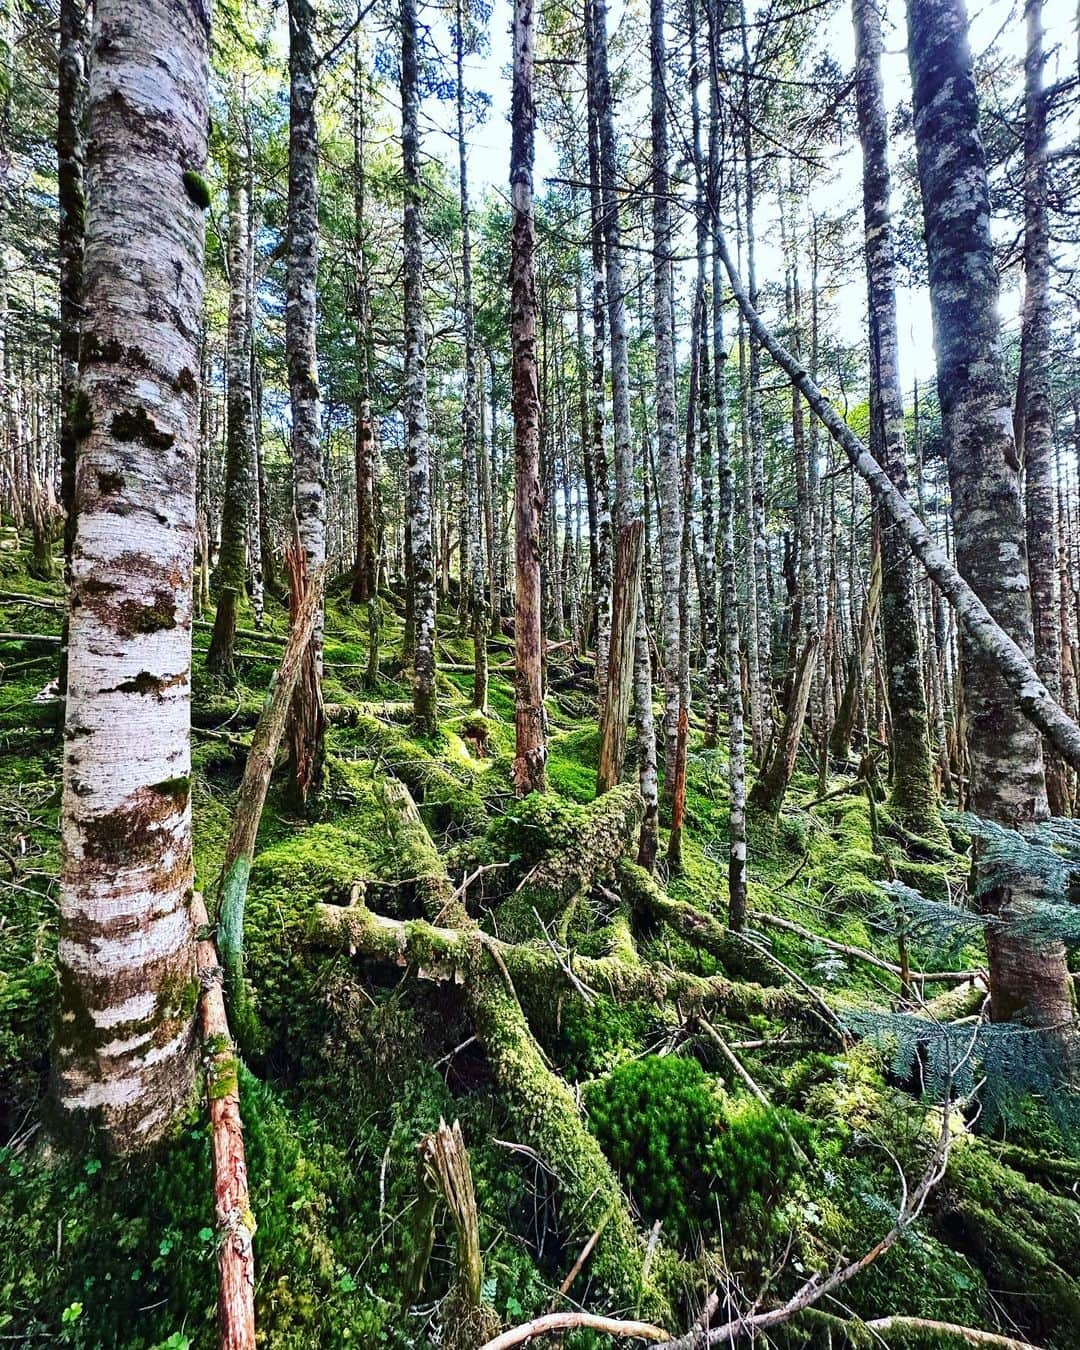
[208,138,255,679]
[53,0,209,1151]
[510,0,547,794]
[650,0,682,803]
[853,0,941,838]
[57,0,86,578]
[286,0,327,795]
[350,45,378,606]
[401,0,438,735]
[1018,0,1067,816]
[191,894,256,1350]
[597,521,644,792]
[907,0,1074,1032]
[591,0,641,780]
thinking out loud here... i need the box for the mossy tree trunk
[1018,0,1068,817]
[510,0,547,793]
[853,0,942,841]
[907,0,1076,1037]
[208,133,254,679]
[53,0,209,1152]
[285,0,327,793]
[401,0,438,736]
[350,43,378,607]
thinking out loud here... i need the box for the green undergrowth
[1,555,1077,1348]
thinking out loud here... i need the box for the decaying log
[497,783,645,937]
[311,897,817,1025]
[324,699,414,725]
[615,859,764,978]
[309,893,669,1311]
[407,1118,498,1339]
[347,712,488,831]
[218,566,324,1040]
[191,894,256,1350]
[376,777,463,922]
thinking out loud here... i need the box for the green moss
[68,390,93,440]
[110,407,175,451]
[150,774,191,805]
[182,169,212,210]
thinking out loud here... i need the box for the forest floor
[1,541,1078,1349]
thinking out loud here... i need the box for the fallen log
[309,892,668,1314]
[311,901,818,1042]
[217,566,324,1045]
[615,859,768,980]
[496,783,645,938]
[191,894,256,1350]
[377,776,461,922]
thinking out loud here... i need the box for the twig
[557,1205,614,1296]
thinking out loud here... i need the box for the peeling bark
[53,0,210,1152]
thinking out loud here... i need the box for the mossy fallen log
[308,895,669,1316]
[375,777,461,923]
[614,860,770,981]
[346,714,488,833]
[495,783,644,938]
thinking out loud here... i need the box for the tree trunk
[208,139,254,678]
[401,0,438,735]
[748,636,819,820]
[907,0,1074,1033]
[57,0,86,580]
[650,0,682,805]
[53,0,209,1151]
[597,521,644,792]
[510,0,547,794]
[55,0,87,704]
[190,894,256,1350]
[286,0,327,796]
[634,586,659,870]
[853,0,942,839]
[218,556,324,1048]
[350,47,378,606]
[1018,0,1067,817]
[591,0,642,793]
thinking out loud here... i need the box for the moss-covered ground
[1,544,1077,1348]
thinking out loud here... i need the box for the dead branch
[191,894,256,1350]
[479,1311,671,1350]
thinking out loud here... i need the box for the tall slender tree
[650,0,682,811]
[401,0,438,735]
[53,0,210,1150]
[510,0,547,792]
[286,0,327,794]
[1018,0,1067,816]
[853,0,941,838]
[207,133,254,678]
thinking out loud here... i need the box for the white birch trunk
[54,0,210,1151]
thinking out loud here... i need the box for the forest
[0,0,1079,1345]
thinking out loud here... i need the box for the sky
[420,0,1077,392]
